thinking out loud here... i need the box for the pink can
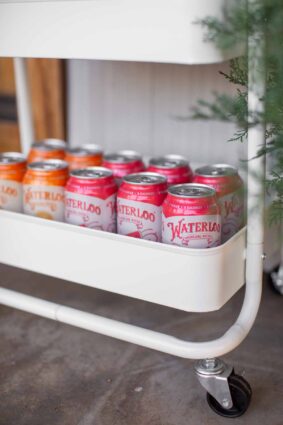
[65,167,117,232]
[117,172,167,242]
[194,164,244,242]
[103,150,145,185]
[162,183,221,248]
[147,154,193,186]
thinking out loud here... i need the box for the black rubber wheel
[207,373,252,418]
[266,267,283,295]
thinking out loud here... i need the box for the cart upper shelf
[0,0,243,64]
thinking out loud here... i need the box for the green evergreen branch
[193,0,283,224]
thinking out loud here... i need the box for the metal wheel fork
[194,358,233,409]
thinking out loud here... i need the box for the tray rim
[0,209,247,257]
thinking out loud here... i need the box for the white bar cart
[0,0,265,418]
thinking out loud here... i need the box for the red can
[65,167,117,232]
[162,183,221,249]
[117,172,167,242]
[194,164,244,242]
[103,150,145,184]
[147,154,193,186]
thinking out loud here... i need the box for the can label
[0,179,22,212]
[219,189,244,242]
[162,214,221,248]
[65,191,116,232]
[23,184,65,221]
[117,198,162,242]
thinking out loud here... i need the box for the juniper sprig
[193,0,283,224]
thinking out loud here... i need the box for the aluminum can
[162,183,221,248]
[103,150,145,184]
[117,172,167,242]
[65,144,103,170]
[27,139,66,163]
[65,167,117,232]
[23,159,68,221]
[194,164,244,242]
[147,154,193,186]
[0,152,26,212]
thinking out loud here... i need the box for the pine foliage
[193,0,283,224]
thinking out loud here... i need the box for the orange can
[27,139,66,163]
[0,152,26,212]
[23,159,68,221]
[65,144,103,170]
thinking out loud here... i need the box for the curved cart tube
[0,248,263,360]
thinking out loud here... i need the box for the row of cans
[0,149,244,248]
[24,138,194,185]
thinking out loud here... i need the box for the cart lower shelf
[0,210,246,312]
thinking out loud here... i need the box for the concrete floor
[0,264,282,425]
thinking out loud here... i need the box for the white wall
[68,60,246,166]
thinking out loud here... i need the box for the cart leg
[13,58,34,155]
[194,358,252,418]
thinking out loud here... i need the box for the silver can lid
[70,167,112,179]
[195,164,238,177]
[28,159,68,171]
[31,139,67,151]
[124,172,167,185]
[66,144,103,156]
[104,150,142,164]
[149,154,188,169]
[169,183,216,198]
[0,152,26,165]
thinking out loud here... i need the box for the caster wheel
[267,268,283,295]
[207,374,252,418]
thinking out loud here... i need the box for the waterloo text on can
[23,159,68,221]
[65,167,117,232]
[0,152,26,212]
[162,183,221,249]
[148,154,193,186]
[117,172,167,242]
[27,139,66,163]
[65,144,103,170]
[194,164,244,243]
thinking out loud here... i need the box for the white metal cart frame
[0,0,265,417]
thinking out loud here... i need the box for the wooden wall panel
[0,58,19,152]
[0,58,66,153]
[0,58,15,95]
[0,121,20,152]
[27,59,66,141]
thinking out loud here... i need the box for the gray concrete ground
[0,263,282,425]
